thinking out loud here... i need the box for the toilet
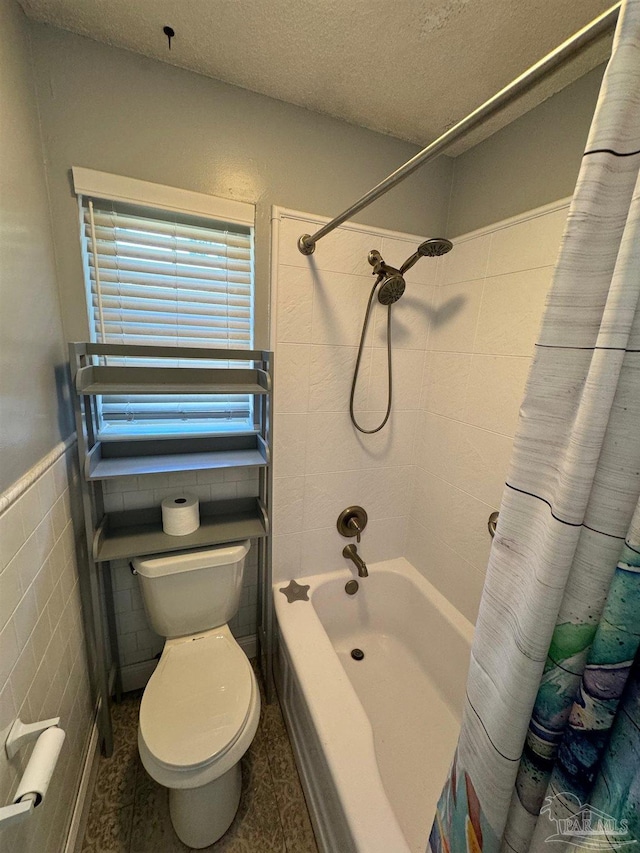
[132,540,260,849]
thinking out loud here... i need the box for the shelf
[76,365,270,396]
[85,434,269,480]
[93,498,267,562]
[71,341,269,362]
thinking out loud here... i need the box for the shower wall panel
[406,199,570,622]
[271,209,437,582]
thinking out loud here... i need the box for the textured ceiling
[19,0,615,155]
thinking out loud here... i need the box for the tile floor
[81,664,318,853]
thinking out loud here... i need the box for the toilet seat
[138,624,260,790]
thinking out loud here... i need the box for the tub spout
[342,544,368,578]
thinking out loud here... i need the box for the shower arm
[297,2,621,256]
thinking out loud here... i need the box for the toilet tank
[132,540,250,639]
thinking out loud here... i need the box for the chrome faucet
[342,544,368,578]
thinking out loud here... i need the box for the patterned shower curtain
[430,3,640,852]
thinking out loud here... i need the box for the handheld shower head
[418,237,454,257]
[377,270,405,305]
[353,237,454,436]
[368,248,406,304]
[399,237,453,275]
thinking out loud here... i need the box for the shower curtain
[430,3,640,852]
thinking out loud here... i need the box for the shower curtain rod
[297,2,622,255]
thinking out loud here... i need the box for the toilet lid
[139,632,253,771]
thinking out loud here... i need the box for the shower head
[400,237,453,275]
[377,270,406,305]
[367,237,452,305]
[368,249,406,304]
[418,237,454,257]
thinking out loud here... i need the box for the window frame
[73,169,257,439]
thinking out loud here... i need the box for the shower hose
[350,276,393,434]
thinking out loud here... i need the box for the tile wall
[271,201,569,621]
[406,200,570,621]
[105,467,260,689]
[0,443,93,853]
[271,210,437,582]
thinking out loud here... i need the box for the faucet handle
[347,516,362,543]
[337,506,368,543]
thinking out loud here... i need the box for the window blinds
[81,199,254,435]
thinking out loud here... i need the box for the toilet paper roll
[162,493,200,536]
[14,726,65,807]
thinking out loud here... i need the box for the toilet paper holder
[0,717,64,830]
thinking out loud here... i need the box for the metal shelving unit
[70,342,274,756]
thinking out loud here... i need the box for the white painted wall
[0,0,74,493]
[448,66,603,235]
[407,200,570,621]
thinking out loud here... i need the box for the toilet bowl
[138,625,260,847]
[132,541,259,848]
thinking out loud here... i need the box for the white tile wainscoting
[271,200,569,621]
[0,441,94,853]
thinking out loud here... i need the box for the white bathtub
[273,557,474,853]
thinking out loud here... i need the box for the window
[74,169,255,437]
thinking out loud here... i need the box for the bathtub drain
[351,648,365,661]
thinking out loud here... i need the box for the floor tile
[200,736,286,852]
[130,770,190,853]
[90,739,139,812]
[112,690,142,742]
[262,703,318,853]
[81,804,133,853]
